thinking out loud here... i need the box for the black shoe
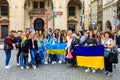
[104,72,108,75]
[74,65,78,68]
[113,65,116,68]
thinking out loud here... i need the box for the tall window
[33,2,45,9]
[33,2,38,9]
[40,2,44,8]
[69,6,75,16]
[1,6,8,16]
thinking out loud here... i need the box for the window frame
[1,6,9,16]
[68,6,76,16]
[33,2,39,9]
[39,2,45,9]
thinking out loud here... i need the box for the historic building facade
[90,0,98,30]
[83,0,90,30]
[0,0,9,38]
[0,0,83,38]
[117,0,120,29]
[103,0,119,31]
[97,0,103,31]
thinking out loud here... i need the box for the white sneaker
[5,66,10,69]
[17,63,19,66]
[8,65,12,68]
[44,62,48,64]
[92,69,96,73]
[85,68,91,72]
[54,61,56,64]
[52,61,54,64]
[21,66,24,69]
[33,66,36,69]
[100,68,103,70]
[58,61,62,64]
[26,66,29,69]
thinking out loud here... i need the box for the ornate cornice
[29,9,46,15]
[67,19,78,23]
[0,19,9,23]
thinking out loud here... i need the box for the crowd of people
[3,29,120,77]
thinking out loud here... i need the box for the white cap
[29,28,35,34]
[72,33,77,38]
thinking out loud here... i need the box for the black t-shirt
[87,38,97,46]
[21,40,29,53]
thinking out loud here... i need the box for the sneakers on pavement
[8,65,12,68]
[92,69,96,73]
[52,61,54,64]
[5,66,10,69]
[26,66,29,69]
[54,61,56,64]
[21,66,24,69]
[44,62,48,65]
[104,72,108,75]
[52,61,56,64]
[33,66,36,69]
[85,68,91,72]
[107,72,112,77]
[17,63,19,66]
[58,61,62,64]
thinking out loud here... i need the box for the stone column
[9,0,15,32]
[9,0,25,32]
[62,0,68,30]
[53,0,67,30]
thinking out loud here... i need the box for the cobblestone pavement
[0,50,120,80]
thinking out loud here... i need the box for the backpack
[35,52,41,65]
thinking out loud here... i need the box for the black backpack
[35,52,41,65]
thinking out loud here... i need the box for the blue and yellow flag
[75,45,104,68]
[46,43,66,55]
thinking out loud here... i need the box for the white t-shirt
[103,38,113,51]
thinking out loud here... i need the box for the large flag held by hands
[75,45,104,68]
[46,43,66,55]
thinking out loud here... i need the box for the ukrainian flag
[46,43,66,55]
[75,45,104,68]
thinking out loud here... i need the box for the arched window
[106,20,112,30]
[34,18,44,31]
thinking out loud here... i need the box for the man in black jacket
[112,32,120,46]
[111,32,120,68]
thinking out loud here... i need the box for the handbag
[109,52,118,64]
[35,52,41,64]
[66,52,73,59]
[104,50,110,58]
[5,44,13,51]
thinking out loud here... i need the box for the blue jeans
[20,52,29,67]
[30,49,36,66]
[4,50,11,66]
[16,49,21,64]
[51,54,57,62]
[44,50,48,62]
[40,51,44,63]
[57,54,65,62]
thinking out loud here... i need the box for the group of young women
[4,29,120,77]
